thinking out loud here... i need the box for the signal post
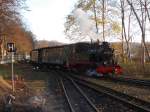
[7,43,15,92]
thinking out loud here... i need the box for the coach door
[38,49,43,64]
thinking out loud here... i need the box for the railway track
[76,81,135,112]
[106,75,150,87]
[73,76,150,111]
[60,77,99,112]
[46,71,71,112]
[59,71,150,112]
[72,70,150,87]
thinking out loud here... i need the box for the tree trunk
[93,0,99,34]
[102,0,105,41]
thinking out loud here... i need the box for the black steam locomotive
[30,42,122,76]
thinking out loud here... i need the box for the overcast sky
[23,0,77,43]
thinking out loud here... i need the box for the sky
[23,0,77,43]
[23,0,150,43]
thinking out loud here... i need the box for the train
[30,41,123,76]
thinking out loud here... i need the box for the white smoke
[73,8,99,41]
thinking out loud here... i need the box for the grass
[0,62,49,112]
[0,62,50,80]
[0,63,24,79]
[120,62,150,79]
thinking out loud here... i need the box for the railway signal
[7,43,15,92]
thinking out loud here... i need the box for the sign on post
[7,43,15,92]
[7,43,15,52]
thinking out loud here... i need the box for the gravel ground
[79,76,150,103]
[0,63,70,112]
[1,63,149,111]
[44,71,70,112]
[22,67,70,112]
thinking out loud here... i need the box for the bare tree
[126,0,150,68]
[93,0,99,33]
[102,0,105,41]
[120,0,125,62]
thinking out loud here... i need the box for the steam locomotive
[30,42,122,76]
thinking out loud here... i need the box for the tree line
[0,0,35,60]
[64,0,150,68]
